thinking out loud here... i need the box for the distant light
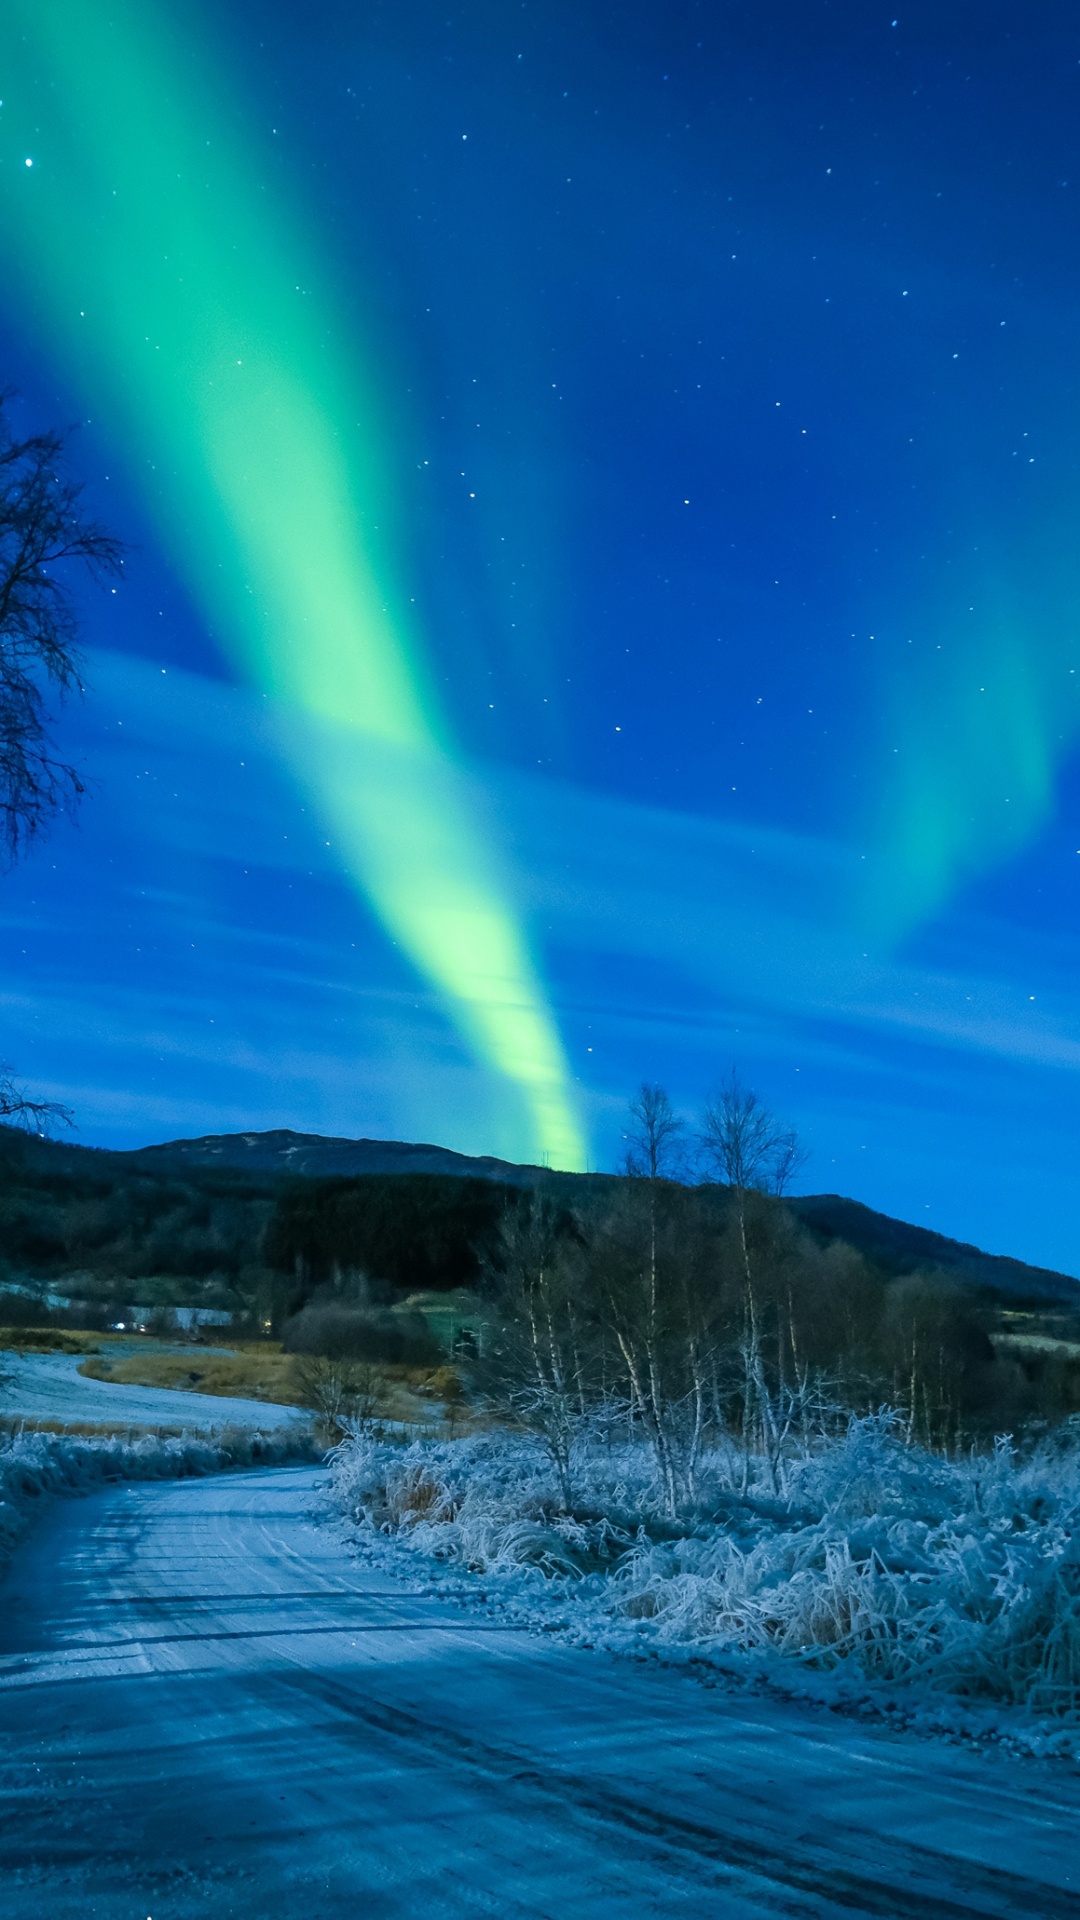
[24,158,33,167]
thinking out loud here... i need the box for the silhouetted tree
[0,397,122,859]
[622,1082,686,1180]
[0,1067,69,1131]
[0,397,122,1131]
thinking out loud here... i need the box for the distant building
[126,1306,233,1332]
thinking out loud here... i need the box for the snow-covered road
[0,1467,1077,1919]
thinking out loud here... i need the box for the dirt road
[1,1466,1077,1918]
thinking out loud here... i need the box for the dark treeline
[266,1173,526,1364]
[0,1130,529,1335]
[265,1173,521,1304]
[281,1299,441,1367]
[0,1129,523,1327]
[0,1127,278,1320]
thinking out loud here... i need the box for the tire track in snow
[0,1466,1077,1919]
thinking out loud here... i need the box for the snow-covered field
[328,1416,1080,1756]
[1,1463,1078,1917]
[0,1348,306,1430]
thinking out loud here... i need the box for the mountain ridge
[3,1125,1076,1305]
[126,1127,550,1184]
[137,1131,1080,1303]
[786,1194,1079,1305]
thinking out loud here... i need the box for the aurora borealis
[0,0,583,1168]
[1,2,1080,1262]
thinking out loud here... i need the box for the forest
[1,1084,1078,1443]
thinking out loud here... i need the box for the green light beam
[0,0,584,1166]
[860,547,1080,943]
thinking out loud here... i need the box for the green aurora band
[862,538,1080,942]
[0,0,584,1167]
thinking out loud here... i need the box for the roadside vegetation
[321,1081,1080,1738]
[328,1416,1080,1744]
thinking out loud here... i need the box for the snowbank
[328,1416,1080,1749]
[0,1423,317,1569]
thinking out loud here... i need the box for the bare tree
[616,1085,689,1507]
[349,1359,389,1430]
[480,1196,589,1506]
[623,1082,685,1181]
[700,1071,798,1196]
[699,1072,808,1490]
[0,399,122,1132]
[0,399,123,859]
[580,1179,735,1513]
[770,1128,810,1198]
[290,1354,385,1440]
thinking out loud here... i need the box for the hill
[133,1131,1079,1303]
[0,1125,1075,1308]
[126,1128,547,1184]
[789,1194,1079,1304]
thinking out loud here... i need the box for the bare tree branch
[0,397,124,1137]
[699,1071,806,1196]
[0,393,123,863]
[623,1081,686,1181]
[0,1067,73,1134]
[770,1128,810,1198]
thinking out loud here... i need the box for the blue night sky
[2,1,1080,1270]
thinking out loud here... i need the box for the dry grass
[4,1337,467,1422]
[0,1327,188,1356]
[78,1346,299,1405]
[74,1347,451,1414]
[0,1326,104,1354]
[0,1414,198,1439]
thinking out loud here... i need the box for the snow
[326,1416,1080,1755]
[1,1463,1078,1917]
[0,1348,306,1430]
[0,1424,316,1569]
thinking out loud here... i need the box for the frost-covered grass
[328,1416,1080,1743]
[0,1421,318,1566]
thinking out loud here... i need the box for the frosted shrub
[331,1430,643,1577]
[328,1414,1080,1721]
[612,1420,1080,1710]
